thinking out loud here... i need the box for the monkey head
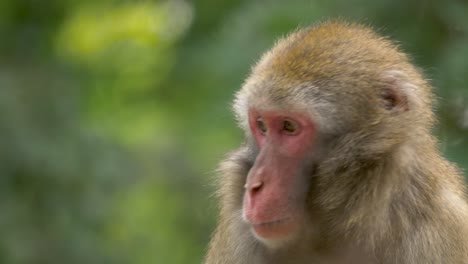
[232,21,434,247]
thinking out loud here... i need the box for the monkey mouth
[250,217,298,240]
[252,217,291,227]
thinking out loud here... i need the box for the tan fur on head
[234,21,434,137]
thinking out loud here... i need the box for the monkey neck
[314,133,443,250]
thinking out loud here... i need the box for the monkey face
[242,109,315,244]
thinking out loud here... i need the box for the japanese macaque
[205,21,468,264]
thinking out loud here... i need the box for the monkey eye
[256,118,267,133]
[282,120,298,134]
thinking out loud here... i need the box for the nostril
[245,181,263,194]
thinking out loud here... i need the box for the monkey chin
[250,217,300,248]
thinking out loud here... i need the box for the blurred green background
[0,0,467,263]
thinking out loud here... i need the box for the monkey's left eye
[283,120,298,134]
[256,118,267,133]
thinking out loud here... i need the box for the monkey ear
[379,71,410,112]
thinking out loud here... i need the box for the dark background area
[0,0,467,263]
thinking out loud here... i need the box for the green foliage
[0,0,467,263]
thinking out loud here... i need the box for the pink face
[243,109,315,242]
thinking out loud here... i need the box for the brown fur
[205,21,468,264]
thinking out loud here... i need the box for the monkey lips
[249,217,298,241]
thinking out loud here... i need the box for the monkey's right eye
[256,118,267,133]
